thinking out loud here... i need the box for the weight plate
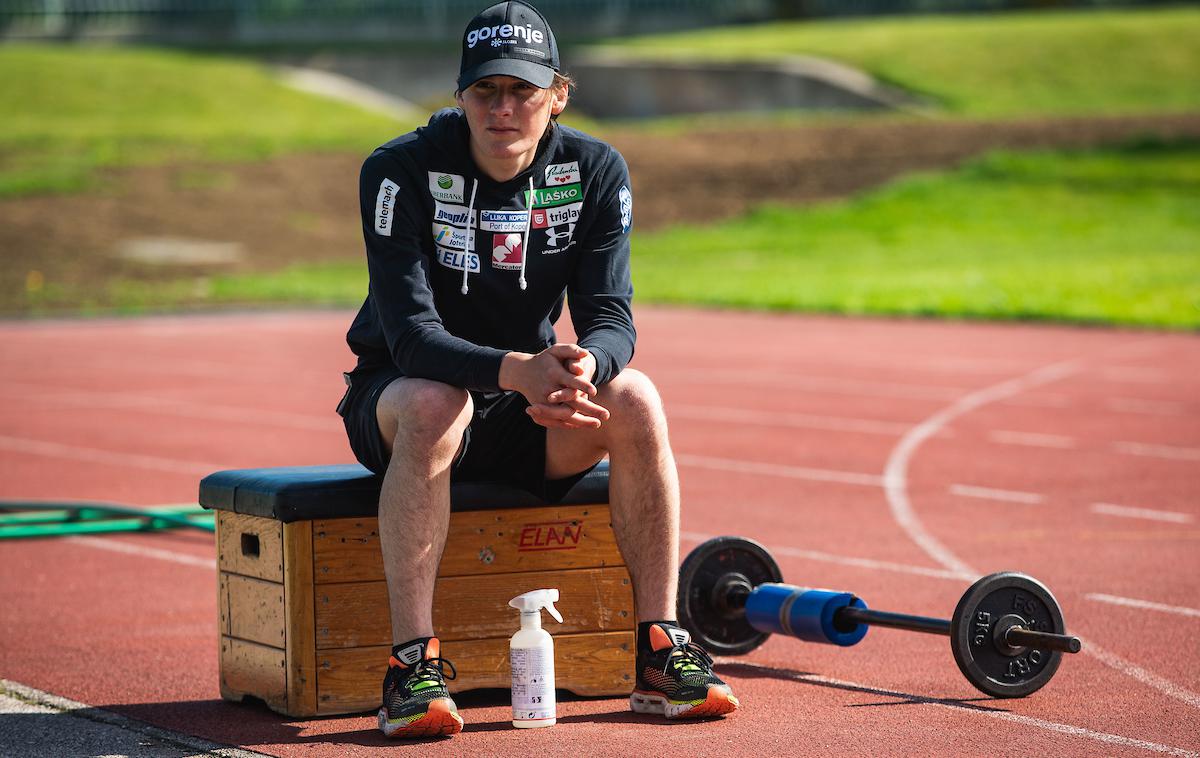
[677,536,783,656]
[949,572,1065,698]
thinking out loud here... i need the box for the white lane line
[1114,441,1200,462]
[884,361,1080,578]
[1085,639,1200,710]
[1087,594,1200,619]
[1107,397,1187,416]
[1,679,271,758]
[680,531,972,581]
[10,382,336,432]
[999,393,1072,409]
[882,356,1200,710]
[988,430,1077,449]
[949,484,1045,505]
[660,369,967,401]
[66,536,217,570]
[1090,503,1194,524]
[0,434,227,476]
[1100,367,1170,384]
[669,404,920,436]
[723,664,1198,757]
[675,453,884,488]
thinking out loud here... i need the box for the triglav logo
[467,23,545,49]
[531,201,582,229]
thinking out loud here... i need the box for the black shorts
[336,364,593,502]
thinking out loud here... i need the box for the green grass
[0,44,413,196]
[82,141,1200,329]
[632,140,1200,328]
[599,6,1200,118]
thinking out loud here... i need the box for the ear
[549,85,569,117]
[455,89,465,108]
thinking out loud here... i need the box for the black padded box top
[199,461,610,523]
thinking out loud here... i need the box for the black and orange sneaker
[378,637,464,738]
[630,622,739,719]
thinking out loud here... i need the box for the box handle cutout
[241,533,260,558]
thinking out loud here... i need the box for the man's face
[456,75,567,165]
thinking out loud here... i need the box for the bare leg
[546,369,679,622]
[375,378,473,644]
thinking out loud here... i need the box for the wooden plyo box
[201,463,634,718]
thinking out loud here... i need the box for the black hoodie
[345,108,636,392]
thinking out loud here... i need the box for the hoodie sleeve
[359,149,507,391]
[568,147,637,387]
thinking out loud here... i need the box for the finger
[565,394,610,422]
[547,343,588,361]
[527,403,602,429]
[546,387,580,404]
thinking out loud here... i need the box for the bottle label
[511,646,556,721]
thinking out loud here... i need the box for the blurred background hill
[1,1,1197,326]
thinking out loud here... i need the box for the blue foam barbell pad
[745,583,869,647]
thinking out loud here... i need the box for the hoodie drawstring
[518,176,532,291]
[461,178,478,295]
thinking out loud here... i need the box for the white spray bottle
[508,588,563,728]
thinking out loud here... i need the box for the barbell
[677,536,1081,698]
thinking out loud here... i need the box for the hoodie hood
[417,108,561,293]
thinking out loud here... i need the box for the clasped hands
[499,343,609,430]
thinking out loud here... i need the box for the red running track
[1,308,1198,757]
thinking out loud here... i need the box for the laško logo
[466,23,545,49]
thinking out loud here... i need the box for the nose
[490,89,515,117]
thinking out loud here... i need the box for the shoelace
[412,656,458,686]
[662,642,714,678]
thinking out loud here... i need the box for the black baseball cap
[457,1,560,90]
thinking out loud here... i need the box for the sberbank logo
[437,175,453,190]
[525,183,582,208]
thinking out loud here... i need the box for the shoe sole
[630,686,739,719]
[378,698,464,738]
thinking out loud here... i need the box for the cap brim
[458,58,556,90]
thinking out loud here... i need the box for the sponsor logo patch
[427,172,465,203]
[436,247,480,273]
[432,223,470,251]
[374,178,400,236]
[492,233,524,270]
[545,161,580,186]
[531,202,583,229]
[525,183,582,208]
[433,201,472,227]
[542,223,576,254]
[466,23,545,49]
[619,185,633,233]
[479,209,529,232]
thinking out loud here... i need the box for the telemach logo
[467,23,545,49]
[517,520,584,551]
[374,178,400,237]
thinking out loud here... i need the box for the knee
[378,379,472,450]
[599,369,667,430]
